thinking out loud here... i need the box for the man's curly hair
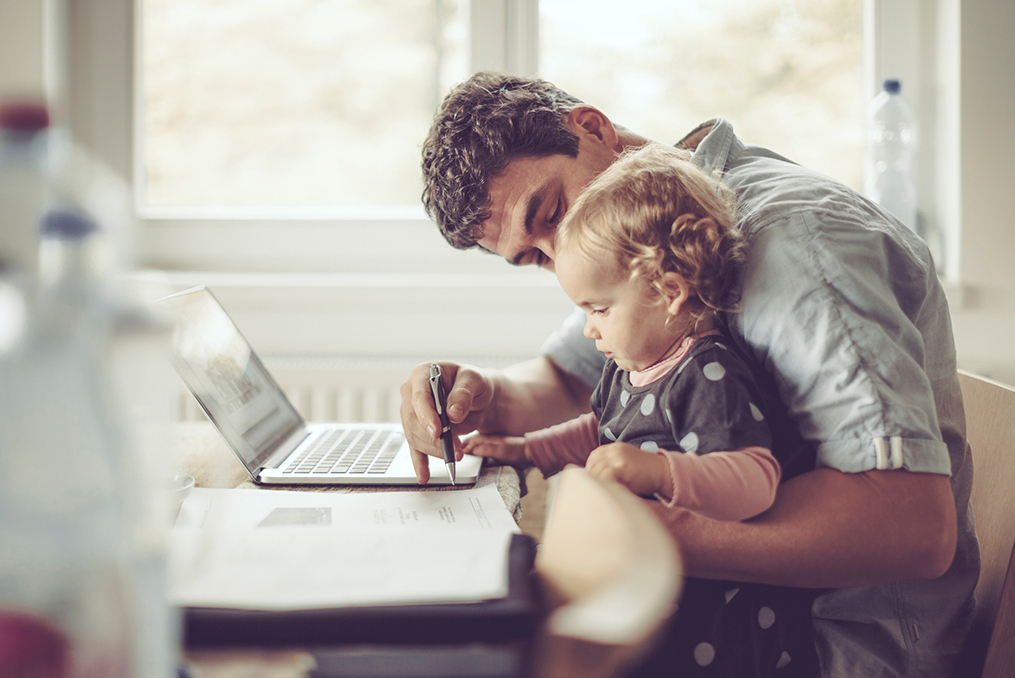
[421,72,585,249]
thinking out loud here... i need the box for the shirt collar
[677,117,743,177]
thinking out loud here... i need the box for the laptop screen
[162,286,304,472]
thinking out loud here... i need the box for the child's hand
[460,433,531,467]
[586,442,672,498]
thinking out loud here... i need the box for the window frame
[73,0,942,278]
[866,0,962,284]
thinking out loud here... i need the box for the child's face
[556,248,682,372]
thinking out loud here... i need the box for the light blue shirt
[541,118,976,678]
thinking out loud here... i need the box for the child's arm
[460,434,529,466]
[656,447,780,521]
[462,412,600,476]
[585,443,672,497]
[585,444,780,521]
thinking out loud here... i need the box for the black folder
[182,532,543,649]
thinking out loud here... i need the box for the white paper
[169,484,520,610]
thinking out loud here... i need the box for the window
[140,0,862,217]
[71,0,961,276]
[128,0,864,275]
[539,0,863,190]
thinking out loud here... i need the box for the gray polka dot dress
[591,335,821,677]
[591,336,772,458]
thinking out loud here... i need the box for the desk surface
[171,421,527,678]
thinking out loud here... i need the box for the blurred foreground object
[533,468,682,678]
[0,101,178,677]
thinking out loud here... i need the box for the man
[400,72,976,676]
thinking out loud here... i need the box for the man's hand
[399,356,594,484]
[400,361,494,484]
[460,434,531,467]
[586,442,673,498]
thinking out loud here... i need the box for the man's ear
[660,272,693,316]
[565,106,620,151]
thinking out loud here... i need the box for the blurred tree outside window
[539,0,863,190]
[141,0,862,215]
[141,0,466,212]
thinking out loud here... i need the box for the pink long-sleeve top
[525,334,781,522]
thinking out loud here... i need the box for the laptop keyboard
[282,429,404,476]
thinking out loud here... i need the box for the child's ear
[660,272,693,316]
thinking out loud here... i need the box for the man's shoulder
[684,118,864,236]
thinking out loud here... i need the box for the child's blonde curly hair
[557,143,746,327]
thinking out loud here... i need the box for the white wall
[0,0,45,98]
[950,0,1015,385]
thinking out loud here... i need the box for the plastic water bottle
[1,211,132,677]
[0,102,177,678]
[0,104,49,357]
[864,78,920,235]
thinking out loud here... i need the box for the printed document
[169,483,519,610]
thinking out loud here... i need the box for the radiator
[173,355,525,424]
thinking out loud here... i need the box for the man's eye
[549,199,563,224]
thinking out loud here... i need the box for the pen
[428,363,456,485]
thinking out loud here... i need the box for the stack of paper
[169,484,519,610]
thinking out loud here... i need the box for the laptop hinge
[258,427,310,475]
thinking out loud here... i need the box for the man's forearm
[649,467,957,588]
[483,357,593,435]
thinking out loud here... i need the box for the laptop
[161,286,482,486]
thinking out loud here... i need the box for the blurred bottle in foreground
[864,78,920,236]
[0,102,177,677]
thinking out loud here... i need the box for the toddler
[463,142,821,677]
[464,142,779,522]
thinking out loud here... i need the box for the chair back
[958,370,1015,677]
[532,467,682,678]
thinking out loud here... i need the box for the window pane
[539,0,863,189]
[141,0,466,211]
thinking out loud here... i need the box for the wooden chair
[531,467,683,678]
[956,370,1015,677]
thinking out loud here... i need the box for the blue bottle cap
[37,209,99,241]
[883,79,901,94]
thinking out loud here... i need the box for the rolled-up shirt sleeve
[730,206,951,475]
